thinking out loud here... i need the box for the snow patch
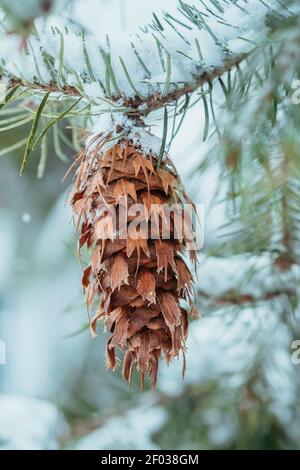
[0,395,67,450]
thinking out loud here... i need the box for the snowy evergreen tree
[0,0,300,450]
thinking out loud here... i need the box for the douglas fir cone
[71,129,198,389]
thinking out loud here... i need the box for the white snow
[0,395,67,450]
[71,405,166,450]
[0,0,288,104]
[21,212,32,224]
[86,115,162,156]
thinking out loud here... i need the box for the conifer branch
[198,287,295,306]
[1,52,247,116]
[0,0,294,116]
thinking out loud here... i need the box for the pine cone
[71,130,197,388]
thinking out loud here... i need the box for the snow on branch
[0,0,296,115]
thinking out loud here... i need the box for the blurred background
[0,0,300,450]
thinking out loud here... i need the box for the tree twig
[1,53,247,116]
[197,287,295,306]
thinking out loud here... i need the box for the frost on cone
[71,130,198,388]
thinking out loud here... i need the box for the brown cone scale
[71,131,197,389]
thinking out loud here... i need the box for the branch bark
[0,1,289,116]
[197,287,295,306]
[3,52,247,116]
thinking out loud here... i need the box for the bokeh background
[0,0,300,450]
